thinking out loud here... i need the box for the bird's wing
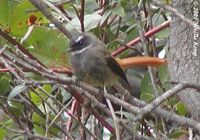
[105,55,130,89]
[94,39,130,89]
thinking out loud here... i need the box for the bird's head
[68,33,95,52]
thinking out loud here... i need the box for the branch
[29,0,73,38]
[79,81,200,133]
[111,20,170,56]
[79,0,85,32]
[0,29,45,67]
[106,98,120,140]
[1,126,25,134]
[50,0,71,6]
[128,94,200,133]
[135,83,200,120]
[3,46,200,133]
[26,132,52,140]
[151,0,194,27]
[0,57,22,81]
[66,99,77,131]
[119,120,154,140]
[0,67,72,74]
[135,1,159,97]
[49,98,73,128]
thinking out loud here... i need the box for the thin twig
[111,20,170,56]
[127,94,200,133]
[1,126,25,134]
[42,0,71,24]
[135,0,159,97]
[134,83,200,120]
[20,25,34,44]
[119,120,154,140]
[79,0,85,32]
[151,0,194,27]
[50,0,71,6]
[106,94,120,140]
[2,31,200,135]
[3,46,200,134]
[0,29,45,67]
[146,0,157,57]
[29,0,73,38]
[49,98,73,128]
[0,57,22,81]
[66,99,77,131]
[80,81,200,133]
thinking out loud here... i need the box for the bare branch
[80,0,85,32]
[106,98,120,140]
[29,0,73,38]
[111,20,170,56]
[135,0,159,97]
[151,0,194,27]
[135,83,200,120]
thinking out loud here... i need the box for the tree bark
[168,0,200,120]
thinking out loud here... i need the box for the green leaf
[24,26,69,67]
[107,40,123,51]
[110,3,125,17]
[8,0,45,37]
[140,93,154,102]
[152,12,166,26]
[0,0,17,28]
[60,87,71,104]
[10,0,36,36]
[0,128,7,140]
[42,84,52,94]
[30,84,52,105]
[8,102,24,118]
[30,90,42,106]
[140,73,154,102]
[85,0,99,13]
[100,11,112,26]
[66,13,102,32]
[32,112,46,135]
[158,65,171,90]
[8,85,27,101]
[155,28,170,39]
[32,112,59,136]
[0,74,11,96]
[124,26,139,43]
[83,13,102,30]
[170,130,188,138]
[175,102,187,116]
[115,111,133,121]
[0,118,13,126]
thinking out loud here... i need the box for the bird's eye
[78,40,84,45]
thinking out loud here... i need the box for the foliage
[0,0,189,139]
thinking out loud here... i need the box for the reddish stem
[0,29,46,67]
[0,67,72,74]
[91,109,116,135]
[66,99,77,131]
[0,68,15,72]
[50,67,72,74]
[111,20,170,57]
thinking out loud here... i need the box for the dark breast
[70,48,116,86]
[84,54,116,85]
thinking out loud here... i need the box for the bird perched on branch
[68,32,130,90]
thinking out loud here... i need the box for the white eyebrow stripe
[72,45,92,55]
[76,35,84,42]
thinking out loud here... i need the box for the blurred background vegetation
[0,0,189,139]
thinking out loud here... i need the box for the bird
[68,32,130,89]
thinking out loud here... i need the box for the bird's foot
[98,87,104,94]
[72,76,81,87]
